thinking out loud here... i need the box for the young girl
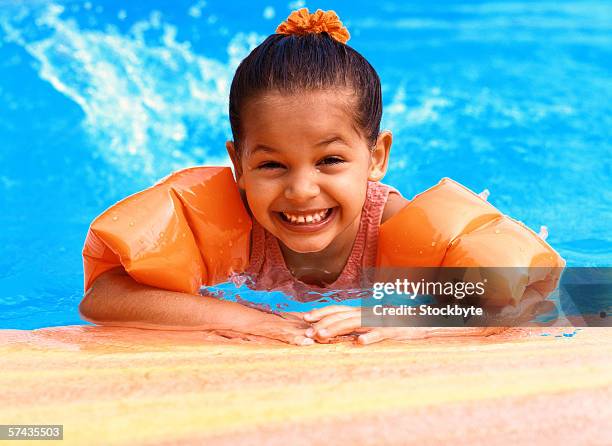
[80,9,530,345]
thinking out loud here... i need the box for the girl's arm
[79,268,313,345]
[381,191,409,224]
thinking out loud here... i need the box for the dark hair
[229,32,382,153]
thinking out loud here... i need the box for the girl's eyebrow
[316,135,346,146]
[251,136,347,155]
[251,144,278,155]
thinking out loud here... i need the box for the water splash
[204,270,367,314]
[383,85,451,130]
[0,3,263,178]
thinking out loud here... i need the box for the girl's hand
[301,287,554,345]
[303,305,507,345]
[212,311,314,346]
[303,305,367,343]
[245,312,315,346]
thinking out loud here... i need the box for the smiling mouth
[278,208,334,225]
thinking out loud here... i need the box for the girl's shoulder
[381,190,409,224]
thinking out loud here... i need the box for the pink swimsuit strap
[246,181,395,294]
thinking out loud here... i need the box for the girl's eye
[257,161,284,170]
[318,157,345,166]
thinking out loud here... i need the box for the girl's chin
[277,236,333,254]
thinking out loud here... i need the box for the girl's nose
[284,170,320,202]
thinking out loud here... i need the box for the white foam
[188,0,207,19]
[0,3,263,178]
[263,6,275,20]
[383,85,451,130]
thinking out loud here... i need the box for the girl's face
[227,89,391,254]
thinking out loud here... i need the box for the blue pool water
[0,1,610,328]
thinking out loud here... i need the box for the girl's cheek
[249,174,274,192]
[246,177,279,208]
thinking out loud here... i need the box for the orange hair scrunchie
[276,8,350,44]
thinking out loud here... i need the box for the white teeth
[282,208,330,224]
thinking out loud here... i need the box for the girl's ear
[226,141,245,189]
[368,130,393,182]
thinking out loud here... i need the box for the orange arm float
[82,167,251,295]
[377,178,565,306]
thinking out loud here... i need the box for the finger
[498,297,538,322]
[250,321,314,345]
[513,287,557,326]
[280,312,306,321]
[293,336,315,346]
[305,310,360,338]
[498,289,554,326]
[278,332,315,345]
[358,329,387,345]
[310,309,360,332]
[275,329,316,345]
[313,316,363,340]
[517,300,557,326]
[303,305,356,322]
